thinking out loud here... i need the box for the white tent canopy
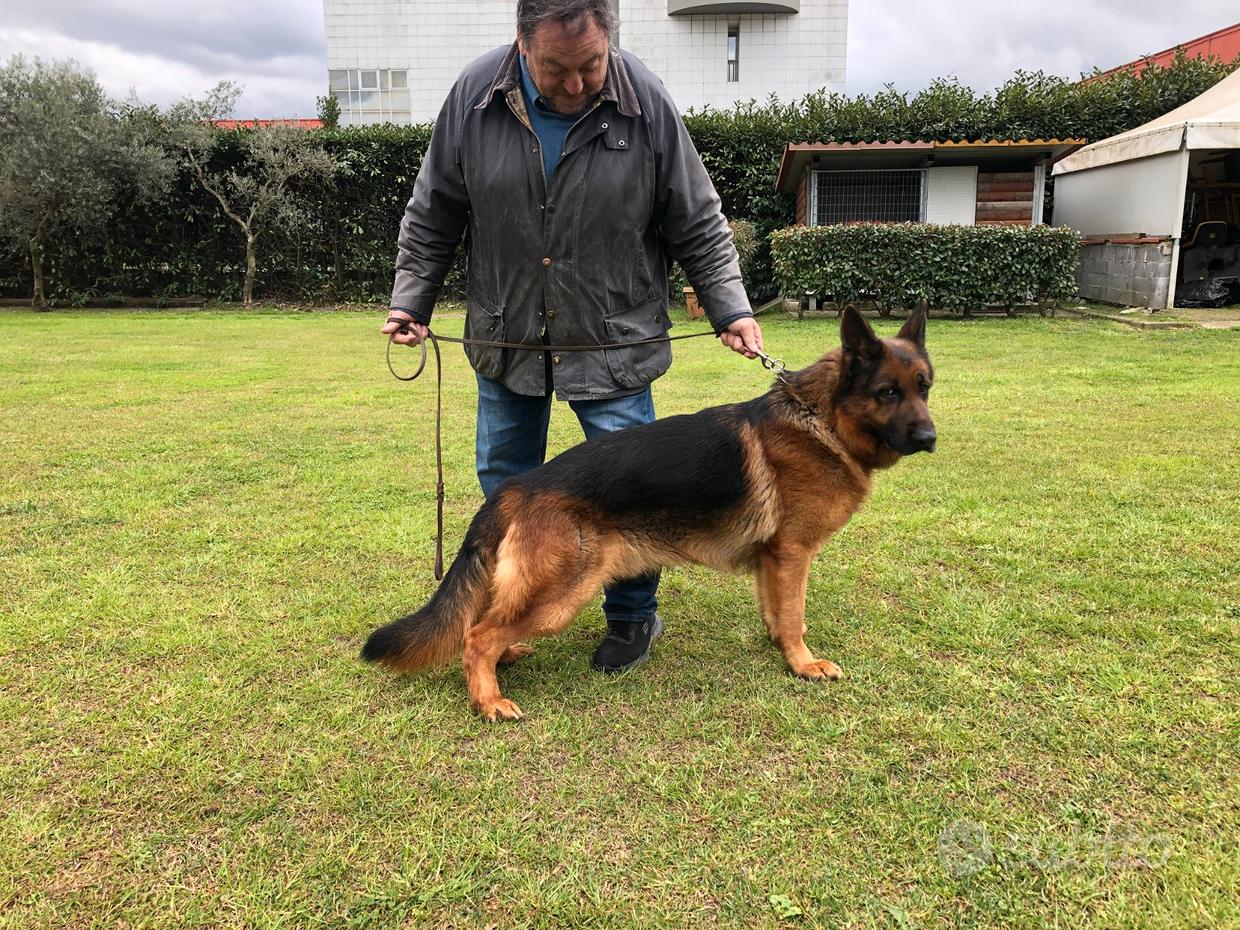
[1055,68,1240,175]
[1052,69,1240,309]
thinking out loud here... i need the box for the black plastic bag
[1175,276,1237,308]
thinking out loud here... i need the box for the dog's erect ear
[840,305,882,363]
[896,300,928,348]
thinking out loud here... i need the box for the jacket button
[601,121,609,129]
[622,326,631,334]
[542,257,552,267]
[553,355,562,364]
[547,309,557,319]
[618,140,627,147]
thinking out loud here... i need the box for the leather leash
[384,319,787,579]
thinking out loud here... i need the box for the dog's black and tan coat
[363,306,937,721]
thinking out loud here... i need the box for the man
[383,0,763,674]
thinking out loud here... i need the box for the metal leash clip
[755,349,789,381]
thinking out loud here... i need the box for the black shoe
[591,615,664,674]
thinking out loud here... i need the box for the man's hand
[720,317,763,359]
[382,309,429,346]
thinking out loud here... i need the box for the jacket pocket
[603,300,673,389]
[464,296,507,379]
[602,130,632,152]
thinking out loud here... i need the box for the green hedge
[685,50,1238,300]
[1,123,436,304]
[2,51,1234,304]
[770,223,1081,313]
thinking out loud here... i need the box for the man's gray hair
[517,0,618,44]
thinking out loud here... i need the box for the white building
[323,0,848,124]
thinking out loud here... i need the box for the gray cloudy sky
[0,1,1234,117]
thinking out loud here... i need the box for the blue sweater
[518,53,585,184]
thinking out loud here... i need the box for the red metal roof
[212,118,323,130]
[1093,21,1240,80]
[775,139,1086,193]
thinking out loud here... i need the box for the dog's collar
[777,384,869,487]
[779,380,820,419]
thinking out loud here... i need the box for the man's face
[518,15,610,115]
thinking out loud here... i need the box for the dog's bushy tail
[361,503,501,672]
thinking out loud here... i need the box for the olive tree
[0,56,172,308]
[167,83,335,306]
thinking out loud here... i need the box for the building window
[328,69,410,123]
[811,170,925,225]
[727,25,740,82]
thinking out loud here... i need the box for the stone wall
[1076,237,1173,309]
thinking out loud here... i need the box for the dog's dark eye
[877,387,900,400]
[919,383,931,397]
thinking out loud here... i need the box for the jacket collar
[475,41,641,118]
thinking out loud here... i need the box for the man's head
[516,0,615,115]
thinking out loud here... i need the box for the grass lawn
[1,307,1237,929]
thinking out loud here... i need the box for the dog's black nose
[911,426,937,453]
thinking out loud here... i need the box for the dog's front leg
[756,541,843,681]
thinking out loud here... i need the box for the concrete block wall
[324,0,848,123]
[1076,240,1173,309]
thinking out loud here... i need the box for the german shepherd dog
[363,306,936,721]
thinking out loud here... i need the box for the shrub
[769,223,1081,314]
[1,50,1231,305]
[684,50,1237,300]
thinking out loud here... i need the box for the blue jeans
[475,373,660,623]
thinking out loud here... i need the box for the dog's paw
[479,698,525,722]
[498,643,534,664]
[793,659,844,681]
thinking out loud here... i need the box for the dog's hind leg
[756,541,843,681]
[463,512,564,720]
[464,580,604,722]
[463,518,616,721]
[464,610,529,722]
